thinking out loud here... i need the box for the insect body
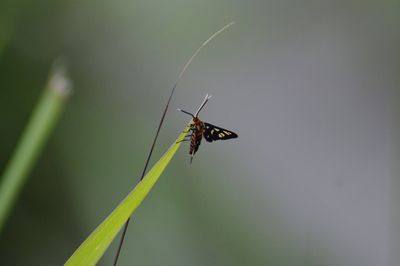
[189,117,205,158]
[178,95,238,163]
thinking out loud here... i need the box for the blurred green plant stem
[0,63,71,233]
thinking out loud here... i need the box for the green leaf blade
[65,125,190,266]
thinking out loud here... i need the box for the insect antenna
[177,108,195,118]
[177,93,212,119]
[194,94,212,117]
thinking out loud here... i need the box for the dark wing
[203,123,238,142]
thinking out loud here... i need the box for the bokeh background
[0,0,399,265]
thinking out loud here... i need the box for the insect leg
[176,132,192,143]
[182,124,196,134]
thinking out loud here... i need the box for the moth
[178,94,238,163]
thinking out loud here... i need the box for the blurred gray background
[0,0,399,265]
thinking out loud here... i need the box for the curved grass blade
[65,124,190,266]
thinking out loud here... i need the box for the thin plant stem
[0,63,71,233]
